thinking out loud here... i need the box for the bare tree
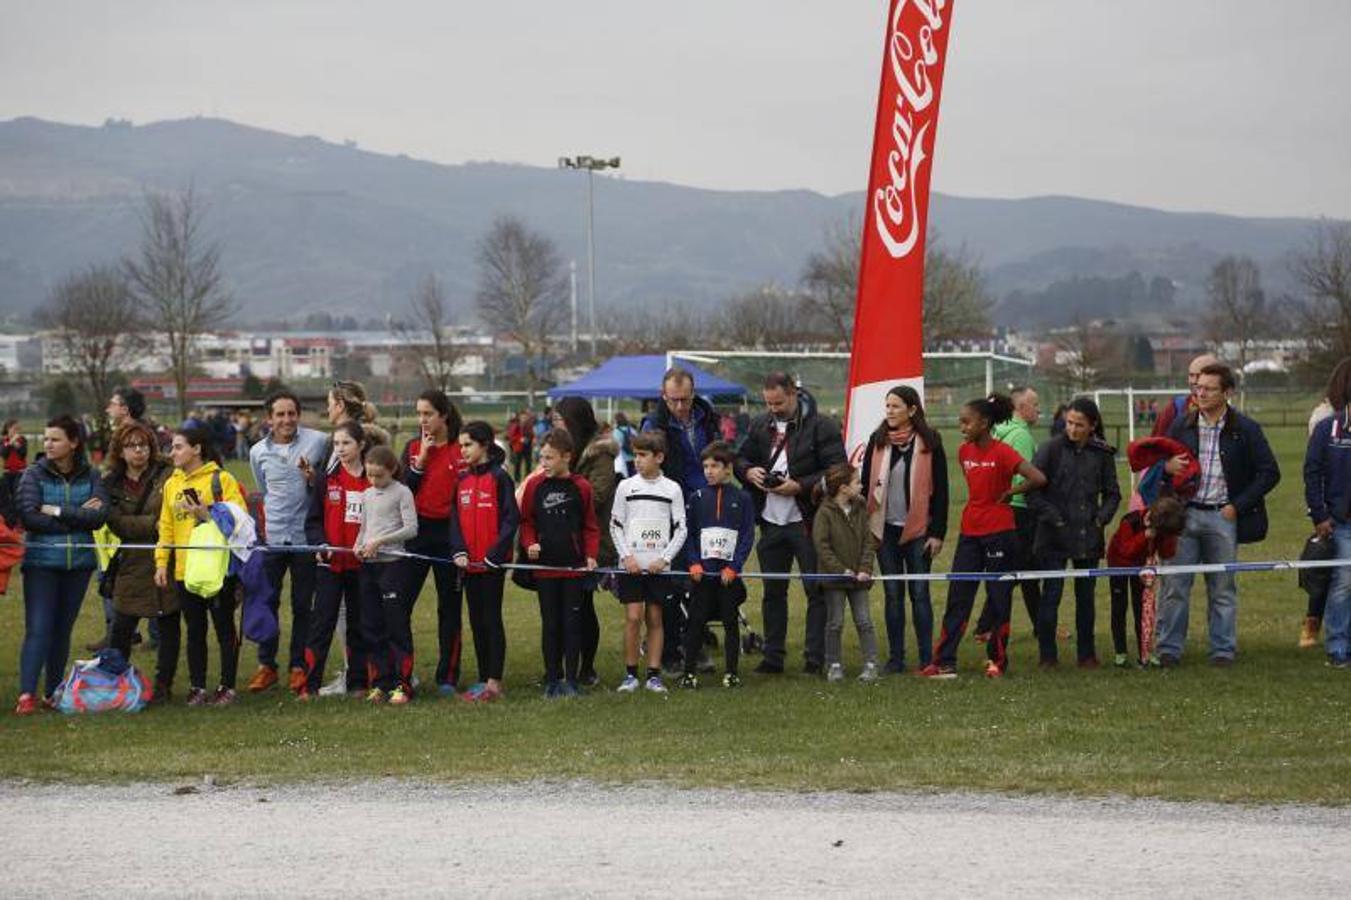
[1051,317,1124,392]
[800,219,860,348]
[1205,255,1267,379]
[475,216,568,397]
[605,300,711,354]
[1292,220,1351,378]
[37,264,145,414]
[395,274,459,392]
[124,188,234,420]
[923,239,993,346]
[718,286,804,348]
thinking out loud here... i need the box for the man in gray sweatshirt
[247,390,330,693]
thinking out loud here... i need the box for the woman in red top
[399,389,466,693]
[450,421,519,703]
[301,421,370,698]
[922,394,1046,679]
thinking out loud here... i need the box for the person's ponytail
[461,420,505,467]
[966,393,1014,428]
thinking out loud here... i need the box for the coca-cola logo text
[872,0,948,260]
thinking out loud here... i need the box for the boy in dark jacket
[519,429,599,697]
[680,442,756,689]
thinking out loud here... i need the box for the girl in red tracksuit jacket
[302,421,370,698]
[1106,496,1186,667]
[518,429,599,698]
[450,422,519,703]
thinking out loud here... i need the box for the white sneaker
[858,662,879,683]
[644,676,668,694]
[318,670,347,697]
[616,674,640,693]
[826,663,845,683]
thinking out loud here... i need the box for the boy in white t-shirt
[610,431,687,694]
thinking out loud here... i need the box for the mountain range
[0,116,1332,329]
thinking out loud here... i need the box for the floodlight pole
[558,154,621,360]
[569,260,578,354]
[585,167,597,359]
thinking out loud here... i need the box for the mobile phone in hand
[183,488,201,505]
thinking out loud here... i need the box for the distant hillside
[0,116,1330,327]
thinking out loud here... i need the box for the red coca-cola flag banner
[844,0,955,463]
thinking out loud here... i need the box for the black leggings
[683,579,741,676]
[579,589,600,677]
[1308,584,1328,620]
[537,578,583,684]
[465,572,507,683]
[177,579,239,691]
[1109,574,1145,659]
[111,610,181,689]
[404,519,462,687]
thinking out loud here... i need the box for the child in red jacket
[450,422,519,703]
[301,421,370,699]
[518,429,599,698]
[1107,496,1186,667]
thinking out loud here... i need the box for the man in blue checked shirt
[1159,362,1280,667]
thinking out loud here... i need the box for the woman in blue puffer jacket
[14,415,109,715]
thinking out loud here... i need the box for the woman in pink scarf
[860,385,949,675]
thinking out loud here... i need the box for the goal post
[666,348,1035,424]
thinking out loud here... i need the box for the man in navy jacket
[1303,380,1351,666]
[1159,363,1280,666]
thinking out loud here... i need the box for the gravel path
[2,781,1348,897]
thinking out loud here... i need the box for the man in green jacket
[976,386,1042,640]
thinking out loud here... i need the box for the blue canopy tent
[547,355,747,406]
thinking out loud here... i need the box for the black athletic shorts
[616,573,673,606]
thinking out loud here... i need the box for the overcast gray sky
[2,0,1347,218]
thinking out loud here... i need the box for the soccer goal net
[666,349,1035,426]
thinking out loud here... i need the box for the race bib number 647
[700,526,737,561]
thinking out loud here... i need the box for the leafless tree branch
[123,187,234,420]
[37,263,145,414]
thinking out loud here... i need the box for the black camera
[762,471,784,490]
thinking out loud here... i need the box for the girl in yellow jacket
[153,425,247,707]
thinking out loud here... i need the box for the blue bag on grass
[55,649,150,714]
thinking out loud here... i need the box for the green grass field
[2,427,1348,805]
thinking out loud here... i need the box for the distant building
[1148,334,1213,378]
[0,334,41,373]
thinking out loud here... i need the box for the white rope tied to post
[3,540,1343,584]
